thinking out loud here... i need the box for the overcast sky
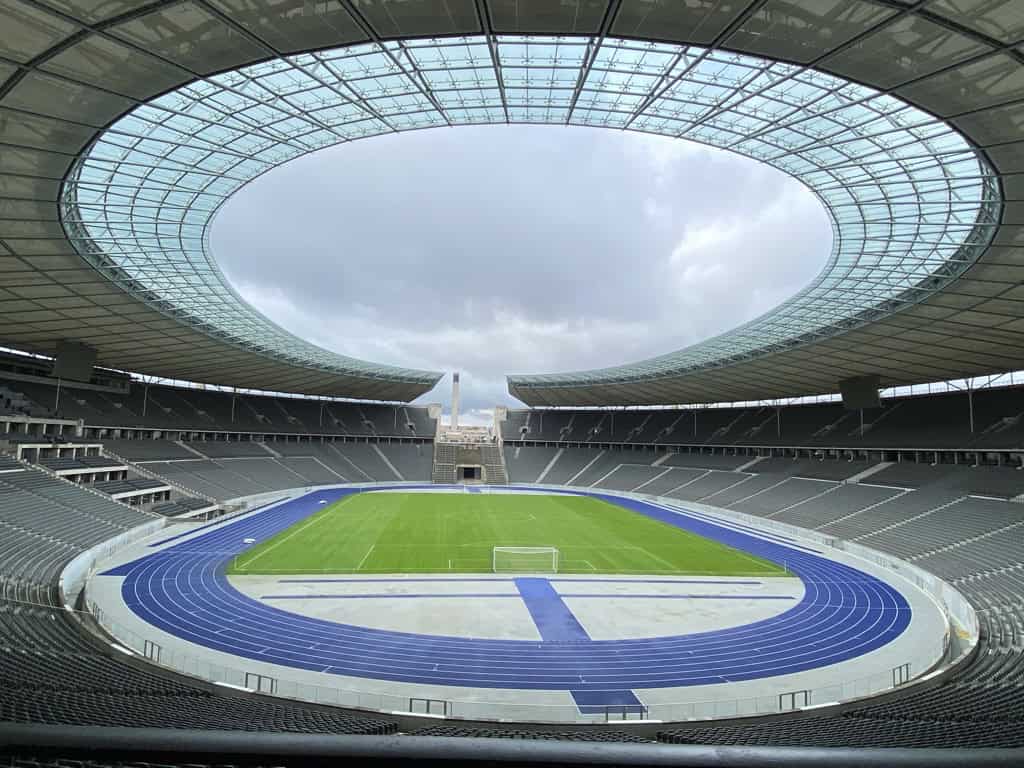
[212,125,831,426]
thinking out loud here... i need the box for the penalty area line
[356,544,376,571]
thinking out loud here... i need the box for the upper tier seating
[101,440,197,461]
[502,385,1024,449]
[0,375,436,438]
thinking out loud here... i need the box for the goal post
[492,546,560,574]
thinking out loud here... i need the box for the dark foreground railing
[2,725,1023,768]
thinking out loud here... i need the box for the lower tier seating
[131,442,431,501]
[0,599,396,734]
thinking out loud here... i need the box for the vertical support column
[967,382,975,434]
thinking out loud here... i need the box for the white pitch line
[235,499,346,570]
[730,547,782,574]
[356,544,376,571]
[635,545,678,573]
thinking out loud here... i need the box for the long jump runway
[99,486,921,713]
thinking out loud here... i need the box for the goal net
[492,546,560,574]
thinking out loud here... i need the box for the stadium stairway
[432,443,458,483]
[482,443,508,484]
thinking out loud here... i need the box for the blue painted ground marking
[514,577,591,642]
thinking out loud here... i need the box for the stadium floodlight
[493,547,560,574]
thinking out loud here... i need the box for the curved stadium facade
[2,1,1024,765]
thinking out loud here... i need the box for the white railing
[60,517,166,606]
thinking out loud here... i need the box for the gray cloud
[211,125,831,420]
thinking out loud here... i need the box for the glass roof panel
[60,33,998,391]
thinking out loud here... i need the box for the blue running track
[102,486,911,692]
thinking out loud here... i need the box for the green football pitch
[227,492,787,576]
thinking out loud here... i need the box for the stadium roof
[1,1,1023,405]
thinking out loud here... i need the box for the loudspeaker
[53,340,97,382]
[839,374,881,410]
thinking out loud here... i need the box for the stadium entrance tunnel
[60,35,998,406]
[82,484,966,725]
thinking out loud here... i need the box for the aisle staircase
[432,442,457,483]
[481,444,507,484]
[431,441,508,484]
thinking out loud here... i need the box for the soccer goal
[492,546,560,574]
